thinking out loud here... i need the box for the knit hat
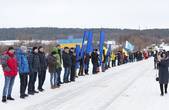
[38,46,43,51]
[8,47,14,51]
[32,47,38,52]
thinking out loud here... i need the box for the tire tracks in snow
[26,59,151,110]
[98,63,152,110]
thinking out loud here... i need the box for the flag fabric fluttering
[75,45,81,68]
[86,31,93,54]
[124,41,134,52]
[80,31,88,58]
[122,48,129,56]
[106,44,111,56]
[99,31,105,65]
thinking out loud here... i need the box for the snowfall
[0,57,168,110]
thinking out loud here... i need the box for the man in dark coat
[47,51,57,89]
[117,51,122,66]
[158,52,169,96]
[62,47,71,83]
[70,48,76,81]
[28,47,41,95]
[84,53,90,75]
[38,46,47,92]
[91,49,99,74]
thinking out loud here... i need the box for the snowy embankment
[0,40,54,46]
[0,58,163,110]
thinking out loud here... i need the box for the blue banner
[80,31,88,58]
[99,31,105,65]
[124,41,134,52]
[106,44,111,56]
[86,31,93,54]
[75,45,81,68]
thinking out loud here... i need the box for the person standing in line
[57,45,63,84]
[91,49,99,74]
[1,47,18,102]
[111,51,116,67]
[53,45,63,85]
[38,46,47,92]
[158,52,169,96]
[28,47,40,95]
[16,46,30,99]
[84,53,90,75]
[70,48,76,81]
[47,51,58,89]
[78,56,84,76]
[62,47,71,83]
[53,47,62,87]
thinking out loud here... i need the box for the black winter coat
[159,59,169,84]
[38,52,47,71]
[91,52,99,65]
[28,52,41,73]
[62,51,71,68]
[47,54,57,74]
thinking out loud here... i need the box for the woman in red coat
[1,47,18,103]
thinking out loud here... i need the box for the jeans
[2,76,15,97]
[50,72,58,87]
[56,69,62,84]
[63,67,71,82]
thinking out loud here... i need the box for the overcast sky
[0,0,169,29]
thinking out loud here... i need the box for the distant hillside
[0,28,169,42]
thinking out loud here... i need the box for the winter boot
[2,96,6,102]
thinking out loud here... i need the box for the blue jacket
[16,48,30,74]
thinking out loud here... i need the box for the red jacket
[143,52,148,59]
[2,51,18,77]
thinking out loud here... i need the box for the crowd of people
[0,45,152,103]
[154,50,169,96]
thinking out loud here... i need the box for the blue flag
[99,31,105,65]
[86,31,93,54]
[106,44,111,56]
[124,41,134,52]
[75,45,81,68]
[80,31,88,58]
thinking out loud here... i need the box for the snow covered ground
[0,58,166,110]
[0,40,54,45]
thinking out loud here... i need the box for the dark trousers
[84,64,89,75]
[38,70,46,90]
[117,59,121,66]
[78,65,84,76]
[71,66,76,81]
[19,73,28,96]
[92,64,97,74]
[160,84,168,94]
[28,72,37,92]
[154,61,157,69]
[112,60,116,67]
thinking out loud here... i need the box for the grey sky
[0,0,169,29]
